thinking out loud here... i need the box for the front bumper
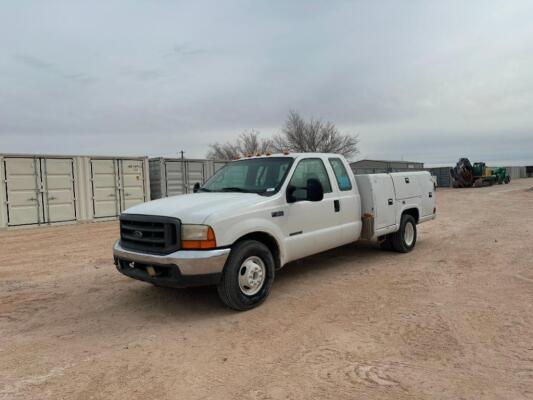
[113,240,230,288]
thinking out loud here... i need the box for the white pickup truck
[113,153,435,310]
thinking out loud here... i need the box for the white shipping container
[0,154,150,228]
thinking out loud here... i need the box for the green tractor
[450,158,510,188]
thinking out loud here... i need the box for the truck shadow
[275,241,386,285]
[115,241,391,317]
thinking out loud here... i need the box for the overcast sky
[1,1,532,165]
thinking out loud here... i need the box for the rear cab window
[329,158,352,191]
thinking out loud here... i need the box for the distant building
[350,159,424,175]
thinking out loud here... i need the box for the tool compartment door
[120,159,146,210]
[4,158,42,226]
[42,158,76,223]
[417,173,435,218]
[371,174,397,230]
[91,159,119,218]
[391,173,422,200]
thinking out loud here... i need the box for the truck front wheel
[217,240,275,311]
[391,214,417,253]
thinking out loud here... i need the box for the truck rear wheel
[217,240,275,311]
[391,214,417,253]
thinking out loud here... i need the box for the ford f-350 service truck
[113,153,435,310]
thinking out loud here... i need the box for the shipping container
[149,158,229,199]
[500,166,527,179]
[0,154,150,228]
[425,167,453,188]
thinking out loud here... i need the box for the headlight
[181,224,217,249]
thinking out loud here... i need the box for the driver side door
[282,158,342,262]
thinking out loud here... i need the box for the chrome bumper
[113,240,230,275]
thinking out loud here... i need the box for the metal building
[350,159,424,175]
[0,154,150,228]
[149,158,229,199]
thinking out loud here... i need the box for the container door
[41,158,76,223]
[186,161,205,193]
[164,161,186,196]
[91,159,119,218]
[119,159,145,211]
[4,157,43,226]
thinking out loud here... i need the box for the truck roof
[241,152,344,160]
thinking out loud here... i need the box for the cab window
[288,158,332,193]
[329,158,352,191]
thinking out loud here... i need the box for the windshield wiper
[198,187,211,192]
[220,187,250,193]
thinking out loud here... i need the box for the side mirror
[193,182,201,193]
[306,178,324,202]
[286,185,307,203]
[286,179,324,203]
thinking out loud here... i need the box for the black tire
[217,240,275,311]
[379,235,393,251]
[391,214,417,253]
[504,176,510,184]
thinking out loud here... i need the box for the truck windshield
[201,157,294,194]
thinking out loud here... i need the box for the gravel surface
[1,178,533,399]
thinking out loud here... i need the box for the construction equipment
[450,158,510,188]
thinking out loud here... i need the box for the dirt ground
[1,179,532,400]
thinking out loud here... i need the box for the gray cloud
[0,0,532,165]
[13,53,96,84]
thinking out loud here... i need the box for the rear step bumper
[113,240,230,287]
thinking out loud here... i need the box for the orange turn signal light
[181,227,216,249]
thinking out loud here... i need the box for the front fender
[214,217,287,266]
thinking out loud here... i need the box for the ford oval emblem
[133,230,143,239]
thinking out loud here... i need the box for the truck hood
[122,192,266,224]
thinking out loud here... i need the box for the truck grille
[119,214,180,254]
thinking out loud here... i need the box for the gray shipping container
[149,158,230,199]
[0,154,150,228]
[501,166,526,179]
[425,167,453,188]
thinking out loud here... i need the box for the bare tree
[273,111,359,159]
[237,129,273,156]
[206,142,240,160]
[207,112,359,160]
[206,129,273,160]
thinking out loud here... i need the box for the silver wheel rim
[404,221,415,246]
[238,256,266,296]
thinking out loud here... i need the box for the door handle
[429,192,433,198]
[388,198,393,205]
[334,199,340,212]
